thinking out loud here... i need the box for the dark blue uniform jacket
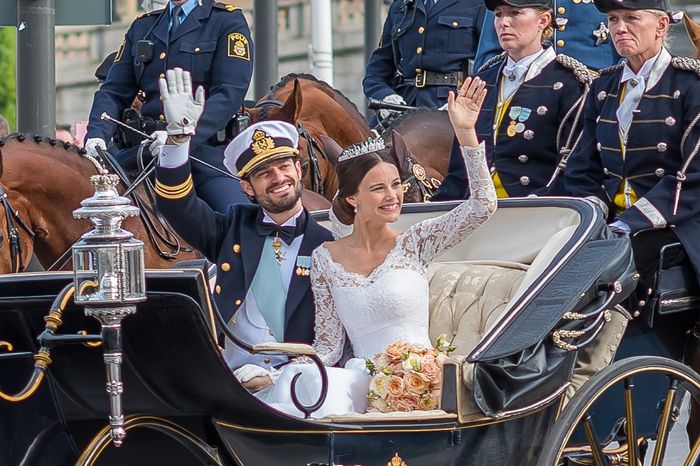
[434,50,589,200]
[363,0,485,108]
[155,162,333,344]
[88,0,253,150]
[564,51,700,276]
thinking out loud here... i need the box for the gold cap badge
[251,130,276,155]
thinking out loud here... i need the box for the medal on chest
[272,234,285,264]
[506,106,532,137]
[295,256,311,276]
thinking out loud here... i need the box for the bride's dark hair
[332,148,397,225]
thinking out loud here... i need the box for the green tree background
[0,28,16,132]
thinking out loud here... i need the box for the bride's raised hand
[447,77,487,133]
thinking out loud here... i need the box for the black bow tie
[255,210,307,245]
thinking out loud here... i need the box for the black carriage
[1,197,699,465]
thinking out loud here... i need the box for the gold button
[556,39,565,47]
[452,21,458,27]
[231,319,236,325]
[415,68,422,74]
[194,47,201,53]
[159,52,166,60]
[557,6,566,13]
[418,26,425,34]
[397,27,401,33]
[215,285,221,294]
[235,299,241,305]
[416,47,423,54]
[159,114,165,120]
[159,73,165,78]
[233,244,241,253]
[221,262,231,272]
[559,25,566,31]
[263,357,270,364]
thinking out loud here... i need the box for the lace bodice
[310,143,496,365]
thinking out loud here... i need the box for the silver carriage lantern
[71,173,146,446]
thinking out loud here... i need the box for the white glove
[85,138,107,158]
[144,130,168,157]
[158,67,205,136]
[438,102,448,111]
[378,93,406,120]
[233,364,273,384]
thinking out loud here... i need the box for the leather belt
[404,70,464,88]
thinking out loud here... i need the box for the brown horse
[248,73,373,200]
[381,109,454,203]
[0,134,203,274]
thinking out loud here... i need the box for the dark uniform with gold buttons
[564,48,700,285]
[154,121,332,370]
[433,48,592,200]
[363,0,486,108]
[87,0,253,211]
[473,0,620,72]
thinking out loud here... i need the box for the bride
[256,76,498,417]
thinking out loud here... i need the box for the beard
[255,178,304,214]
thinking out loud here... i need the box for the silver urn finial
[71,174,146,446]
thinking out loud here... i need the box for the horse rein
[0,184,35,273]
[251,99,327,196]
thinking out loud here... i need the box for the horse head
[0,136,36,273]
[382,109,454,203]
[248,73,373,200]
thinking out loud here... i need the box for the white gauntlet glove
[85,138,107,158]
[144,130,168,157]
[233,364,280,384]
[158,67,205,136]
[378,93,406,120]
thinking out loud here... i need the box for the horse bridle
[0,184,35,273]
[401,154,441,203]
[251,99,327,196]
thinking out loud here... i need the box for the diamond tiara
[338,137,386,162]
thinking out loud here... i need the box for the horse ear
[317,135,344,167]
[390,130,409,176]
[279,79,304,122]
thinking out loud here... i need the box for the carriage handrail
[0,282,102,402]
[367,98,418,113]
[210,293,329,419]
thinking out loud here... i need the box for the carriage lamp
[71,173,146,447]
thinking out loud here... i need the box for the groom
[153,68,332,391]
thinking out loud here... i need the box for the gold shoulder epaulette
[556,54,593,85]
[477,52,507,73]
[599,62,624,75]
[213,2,240,11]
[136,8,163,19]
[671,56,700,77]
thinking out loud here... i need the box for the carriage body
[1,197,698,466]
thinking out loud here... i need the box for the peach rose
[373,352,391,368]
[387,375,405,397]
[385,342,408,362]
[390,393,421,412]
[408,343,427,354]
[421,361,441,384]
[405,372,430,394]
[436,352,449,367]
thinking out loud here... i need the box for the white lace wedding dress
[256,143,496,418]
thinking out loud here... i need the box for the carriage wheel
[537,356,700,466]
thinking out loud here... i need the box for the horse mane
[380,107,442,140]
[267,72,367,125]
[0,132,85,155]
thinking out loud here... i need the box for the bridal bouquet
[365,334,456,413]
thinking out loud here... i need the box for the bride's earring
[354,205,358,214]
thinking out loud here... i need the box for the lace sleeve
[329,207,354,240]
[406,142,497,263]
[310,248,346,366]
